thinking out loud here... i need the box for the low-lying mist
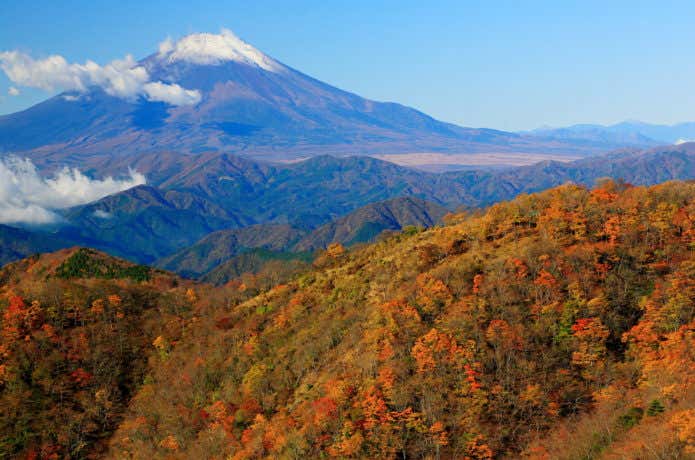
[0,156,145,225]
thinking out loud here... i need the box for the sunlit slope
[107,180,694,459]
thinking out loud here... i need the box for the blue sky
[1,0,693,131]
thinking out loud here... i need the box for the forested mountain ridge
[0,248,198,457]
[103,180,694,459]
[1,181,694,458]
[292,196,449,252]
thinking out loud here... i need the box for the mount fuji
[0,30,611,173]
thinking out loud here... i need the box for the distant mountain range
[526,120,695,147]
[1,143,693,278]
[0,31,649,172]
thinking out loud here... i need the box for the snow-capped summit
[156,29,283,72]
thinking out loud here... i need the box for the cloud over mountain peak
[0,49,201,106]
[0,29,284,106]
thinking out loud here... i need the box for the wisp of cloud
[0,157,146,224]
[0,51,201,106]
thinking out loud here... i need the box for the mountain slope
[155,224,306,279]
[2,182,693,458]
[0,248,198,458]
[58,184,253,262]
[157,197,448,282]
[0,144,689,270]
[61,145,695,264]
[293,196,449,251]
[200,248,312,286]
[446,143,695,206]
[101,180,695,459]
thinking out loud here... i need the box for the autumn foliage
[0,249,201,458]
[1,180,694,459]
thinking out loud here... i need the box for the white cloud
[0,156,146,224]
[158,28,282,71]
[93,209,113,219]
[7,86,19,96]
[158,37,174,55]
[675,138,693,145]
[143,81,201,106]
[0,51,200,106]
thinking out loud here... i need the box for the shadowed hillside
[0,225,72,266]
[156,224,306,279]
[293,196,449,252]
[157,197,449,282]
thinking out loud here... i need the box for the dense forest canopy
[0,180,693,459]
